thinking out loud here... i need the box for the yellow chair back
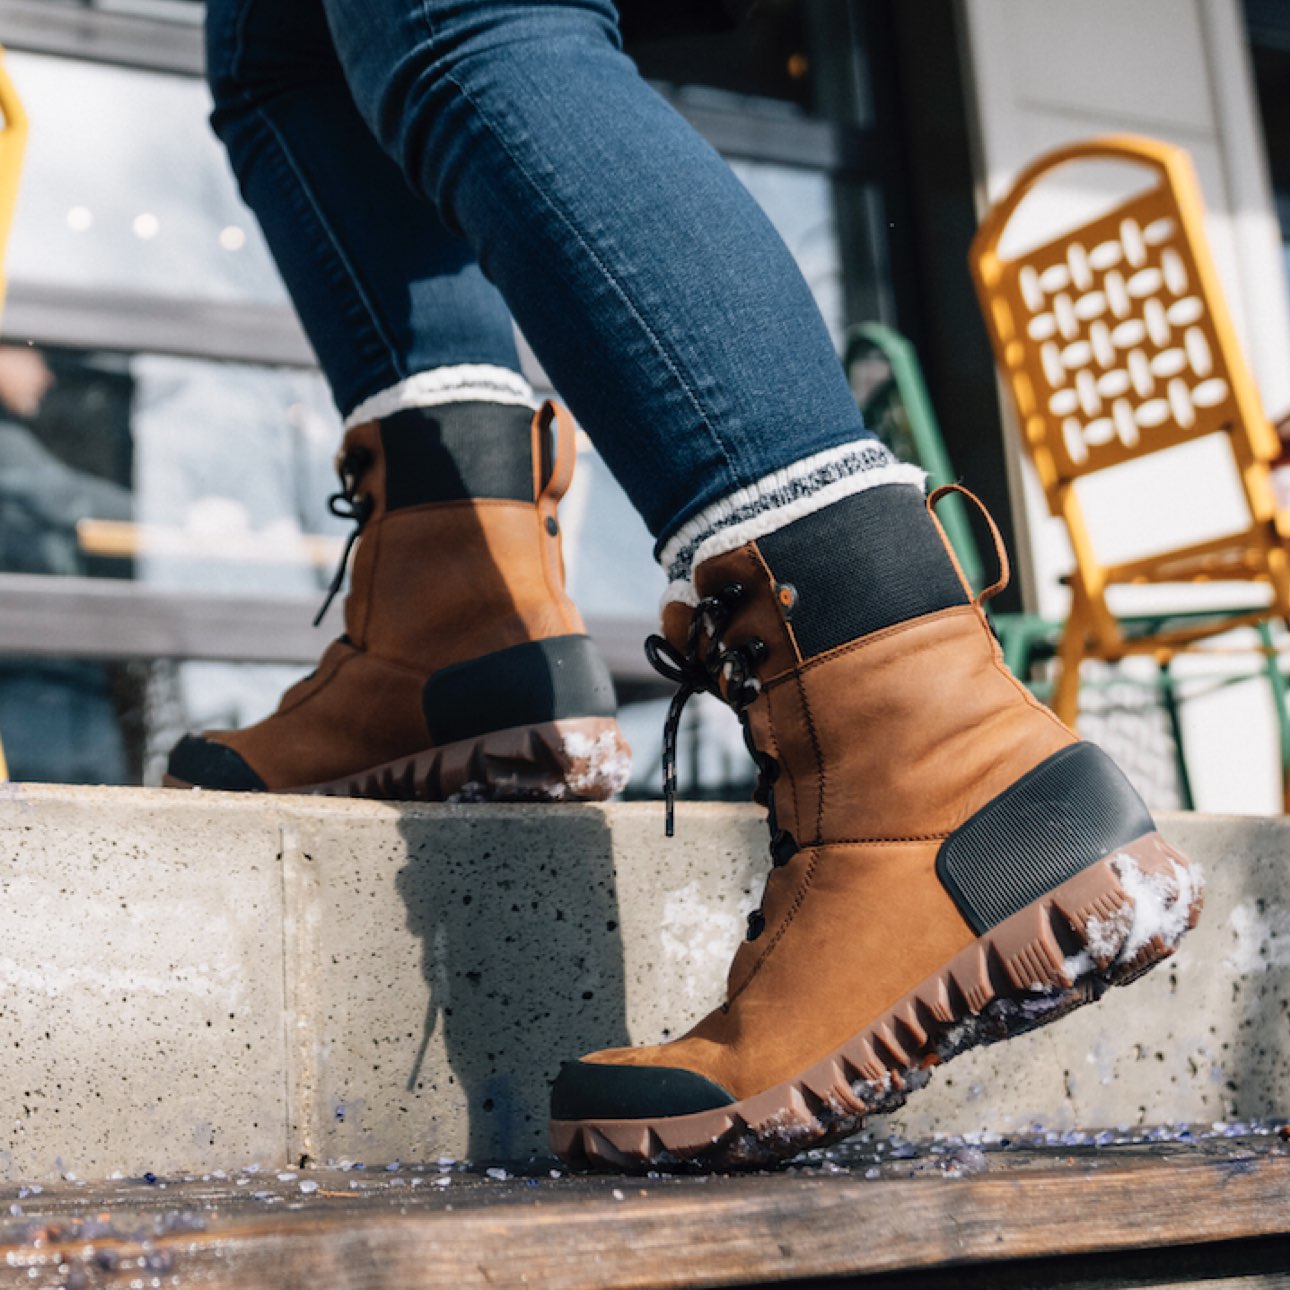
[970,135,1290,729]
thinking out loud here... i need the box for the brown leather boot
[551,484,1202,1170]
[166,401,631,801]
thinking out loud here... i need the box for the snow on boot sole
[166,715,631,803]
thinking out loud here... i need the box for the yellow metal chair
[970,134,1290,808]
[0,46,27,782]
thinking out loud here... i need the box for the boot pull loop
[927,483,1010,607]
[534,401,577,507]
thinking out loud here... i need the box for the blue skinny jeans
[205,0,874,547]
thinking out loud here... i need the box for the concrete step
[0,784,1284,1181]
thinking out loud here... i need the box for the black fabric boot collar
[380,402,535,509]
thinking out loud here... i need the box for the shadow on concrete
[1225,816,1290,1123]
[395,805,628,1163]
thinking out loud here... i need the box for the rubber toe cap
[167,734,268,792]
[550,1059,735,1121]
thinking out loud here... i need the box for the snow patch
[1224,899,1290,975]
[1108,849,1202,964]
[562,729,632,796]
[447,780,495,804]
[660,881,743,1000]
[1083,903,1134,964]
[758,1108,821,1145]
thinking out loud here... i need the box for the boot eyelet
[745,637,768,662]
[770,829,797,867]
[719,582,745,604]
[339,444,373,482]
[745,909,766,941]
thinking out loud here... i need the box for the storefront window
[0,1,880,795]
[0,344,345,593]
[6,50,284,305]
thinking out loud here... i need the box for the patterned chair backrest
[971,134,1280,511]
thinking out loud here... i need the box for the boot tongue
[660,599,695,658]
[660,547,754,656]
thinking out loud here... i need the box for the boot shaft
[338,401,585,671]
[667,486,1073,846]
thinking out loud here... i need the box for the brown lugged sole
[551,830,1203,1173]
[165,716,631,803]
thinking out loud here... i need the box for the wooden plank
[0,1140,1287,1288]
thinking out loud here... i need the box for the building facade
[0,0,1286,811]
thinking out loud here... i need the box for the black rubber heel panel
[936,742,1156,934]
[423,634,618,745]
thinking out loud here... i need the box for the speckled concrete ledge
[0,784,1284,1179]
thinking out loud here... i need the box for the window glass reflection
[5,50,286,304]
[0,656,136,784]
[0,343,349,597]
[0,342,665,616]
[730,159,844,345]
[0,344,134,578]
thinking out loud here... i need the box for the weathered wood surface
[0,1135,1287,1288]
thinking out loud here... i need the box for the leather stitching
[354,517,380,645]
[796,669,826,841]
[764,687,801,843]
[758,604,979,691]
[727,848,821,1007]
[819,835,952,846]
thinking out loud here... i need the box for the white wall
[958,0,1290,813]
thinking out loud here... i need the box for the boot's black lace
[313,445,375,627]
[646,582,768,837]
[646,581,800,943]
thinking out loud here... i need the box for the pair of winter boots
[168,402,1202,1172]
[166,401,629,802]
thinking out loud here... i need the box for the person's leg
[318,0,904,557]
[313,0,1202,1167]
[204,0,523,416]
[169,0,630,802]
